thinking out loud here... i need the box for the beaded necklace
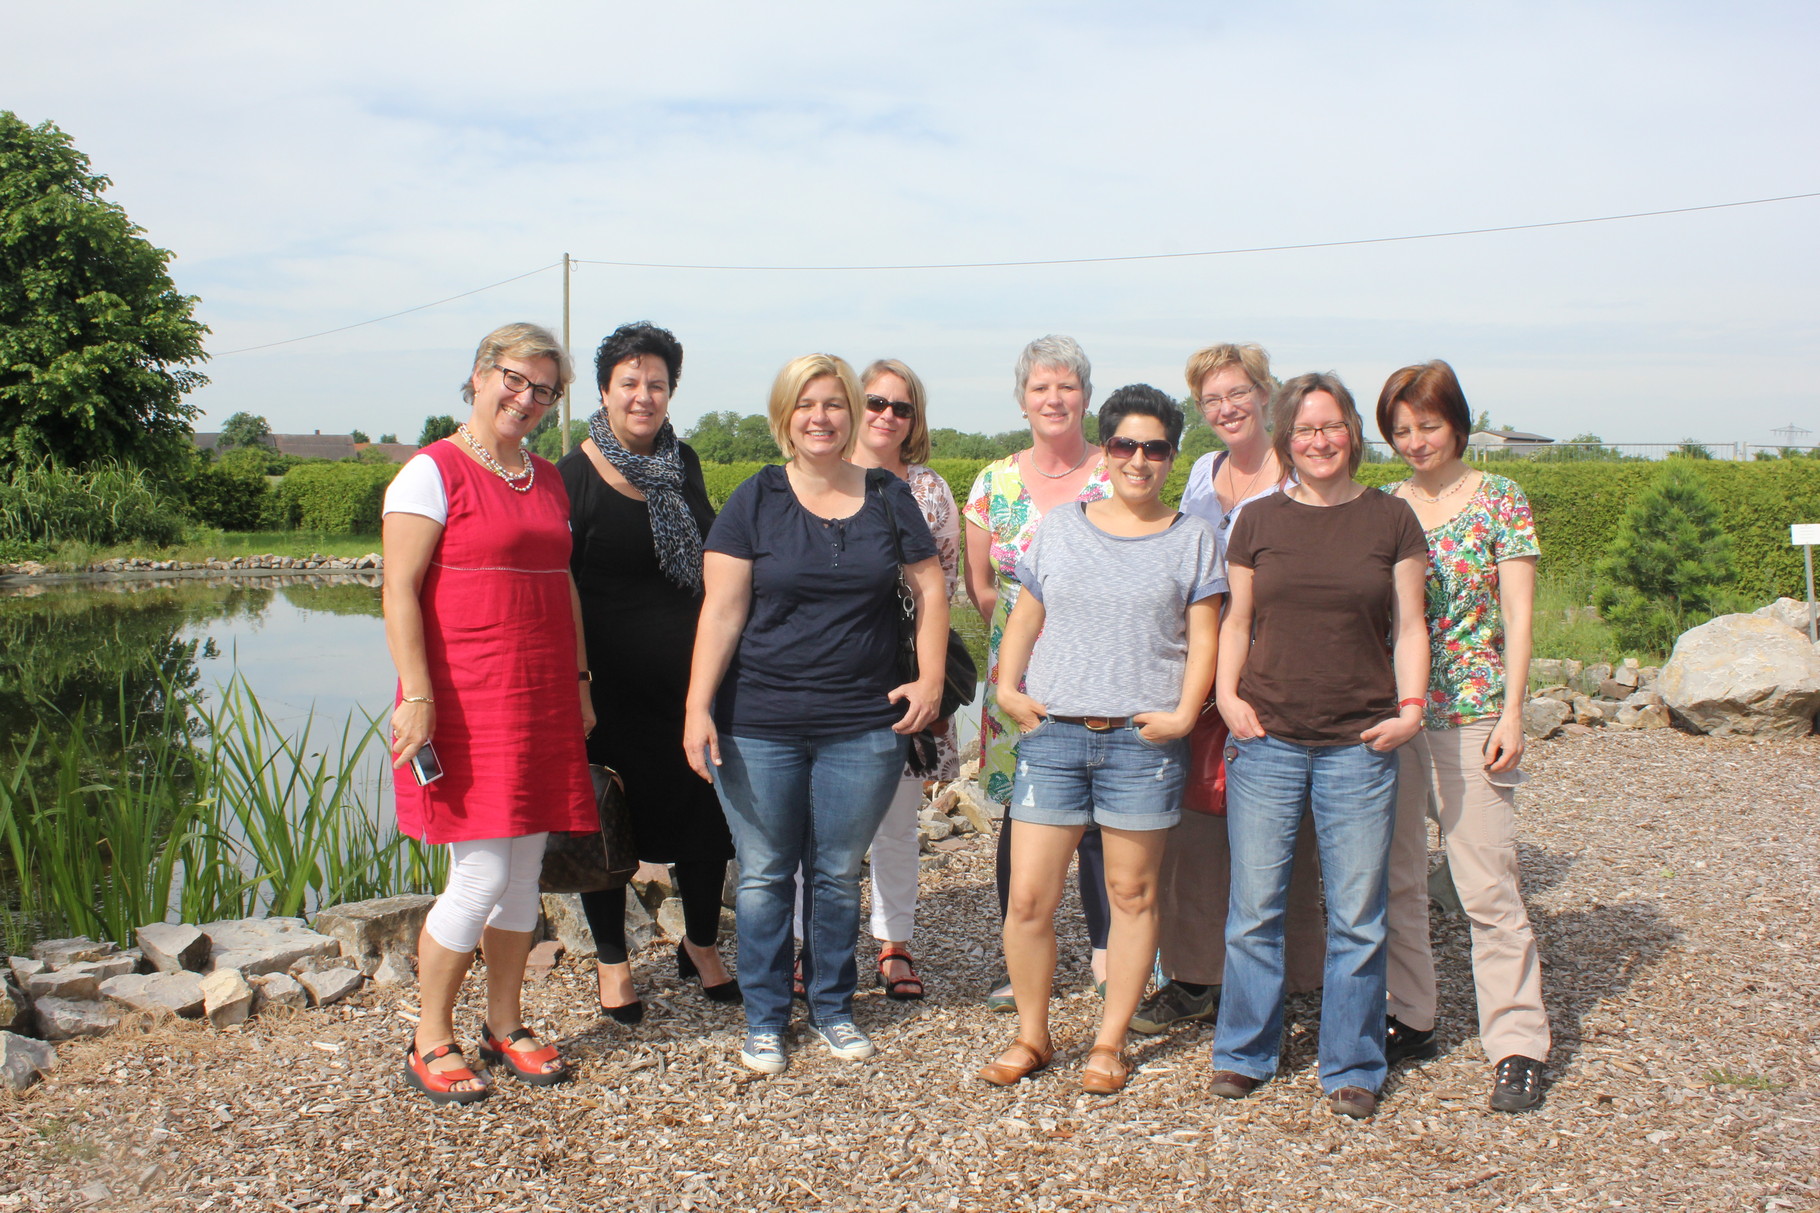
[457,423,534,493]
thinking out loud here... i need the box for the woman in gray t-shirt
[976,385,1226,1096]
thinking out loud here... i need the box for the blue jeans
[712,728,908,1031]
[1213,733,1399,1093]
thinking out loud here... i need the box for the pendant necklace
[458,423,534,493]
[1028,446,1091,480]
[1406,469,1473,505]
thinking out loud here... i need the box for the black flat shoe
[599,999,644,1026]
[677,942,742,1004]
[1385,1015,1438,1065]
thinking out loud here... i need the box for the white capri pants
[422,834,549,954]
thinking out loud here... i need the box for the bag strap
[869,467,909,567]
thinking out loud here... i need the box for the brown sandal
[979,1037,1054,1086]
[1081,1046,1131,1095]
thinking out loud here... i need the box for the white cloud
[8,0,1817,445]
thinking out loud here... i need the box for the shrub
[272,463,400,534]
[0,460,189,548]
[1593,463,1736,652]
[180,455,270,531]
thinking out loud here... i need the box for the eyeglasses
[1200,385,1256,408]
[494,364,560,407]
[1105,436,1175,461]
[1289,422,1351,444]
[865,395,914,419]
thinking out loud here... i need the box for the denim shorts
[1008,719,1187,832]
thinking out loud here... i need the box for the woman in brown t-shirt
[1208,372,1430,1120]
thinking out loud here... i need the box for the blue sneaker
[811,1020,875,1061]
[739,1030,788,1075]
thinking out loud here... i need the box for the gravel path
[5,728,1816,1212]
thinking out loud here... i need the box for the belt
[1047,715,1132,731]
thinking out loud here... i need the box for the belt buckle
[1084,716,1115,732]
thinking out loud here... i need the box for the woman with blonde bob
[685,354,948,1076]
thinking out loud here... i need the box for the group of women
[383,322,1550,1119]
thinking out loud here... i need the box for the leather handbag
[874,470,979,719]
[539,764,639,893]
[1182,702,1231,817]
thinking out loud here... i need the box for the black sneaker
[1490,1055,1545,1112]
[1385,1015,1438,1065]
[1130,982,1219,1035]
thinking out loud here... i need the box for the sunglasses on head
[1105,436,1174,461]
[865,394,914,419]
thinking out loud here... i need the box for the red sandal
[877,945,925,1001]
[403,1040,491,1105]
[479,1024,572,1087]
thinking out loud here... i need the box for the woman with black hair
[560,322,738,1023]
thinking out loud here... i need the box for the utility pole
[561,252,573,455]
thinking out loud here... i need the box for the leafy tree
[1594,463,1736,653]
[0,112,208,472]
[377,433,397,445]
[349,428,370,444]
[417,415,459,447]
[1673,438,1714,460]
[686,411,779,463]
[219,411,271,450]
[532,420,586,460]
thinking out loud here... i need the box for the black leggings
[577,859,727,966]
[996,820,1111,950]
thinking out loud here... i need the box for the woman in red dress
[385,322,598,1103]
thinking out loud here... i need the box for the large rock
[8,956,45,985]
[201,917,341,976]
[370,953,415,988]
[1522,697,1571,739]
[1755,597,1818,636]
[199,969,255,1027]
[32,937,117,966]
[24,968,101,1001]
[310,896,436,965]
[0,975,33,1035]
[1659,614,1820,739]
[296,967,364,1008]
[655,897,688,941]
[63,955,137,981]
[100,972,206,1019]
[249,972,307,1012]
[0,1032,57,1091]
[35,997,122,1041]
[540,893,597,960]
[136,923,210,973]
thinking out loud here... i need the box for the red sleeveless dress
[392,441,597,844]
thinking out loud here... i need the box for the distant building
[355,442,419,465]
[1468,428,1555,455]
[193,430,370,460]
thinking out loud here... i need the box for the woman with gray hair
[962,335,1113,1010]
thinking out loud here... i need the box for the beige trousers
[1387,721,1551,1062]
[1157,808,1326,994]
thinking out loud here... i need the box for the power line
[212,261,563,356]
[573,191,1820,271]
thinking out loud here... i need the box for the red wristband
[1398,697,1426,710]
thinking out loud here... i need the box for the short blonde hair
[1271,372,1366,476]
[766,354,863,460]
[461,322,573,404]
[1184,343,1272,408]
[861,358,931,465]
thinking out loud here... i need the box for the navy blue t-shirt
[705,465,939,739]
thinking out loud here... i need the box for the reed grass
[0,674,444,954]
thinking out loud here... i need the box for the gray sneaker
[811,1020,876,1061]
[1129,981,1219,1035]
[739,1030,788,1075]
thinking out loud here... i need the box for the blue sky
[9,1,1818,445]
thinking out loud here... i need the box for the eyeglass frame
[1288,421,1351,445]
[493,363,562,407]
[1199,384,1257,409]
[864,394,914,420]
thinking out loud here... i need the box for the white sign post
[1792,524,1820,643]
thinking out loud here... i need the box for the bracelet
[1398,697,1426,710]
[401,695,434,705]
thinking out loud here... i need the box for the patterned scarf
[587,409,703,594]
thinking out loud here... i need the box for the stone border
[0,553,384,587]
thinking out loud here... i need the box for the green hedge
[181,460,271,531]
[270,463,401,534]
[695,456,1820,602]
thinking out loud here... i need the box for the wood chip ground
[4,729,1816,1212]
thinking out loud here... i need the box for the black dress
[559,443,733,865]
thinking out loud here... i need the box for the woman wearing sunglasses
[980,385,1224,1094]
[845,359,960,999]
[1210,372,1430,1119]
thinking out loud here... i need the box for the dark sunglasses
[865,394,914,419]
[1105,436,1175,461]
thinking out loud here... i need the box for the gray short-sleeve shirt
[1015,503,1226,718]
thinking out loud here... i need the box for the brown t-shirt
[1226,489,1427,746]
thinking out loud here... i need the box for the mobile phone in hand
[409,741,445,786]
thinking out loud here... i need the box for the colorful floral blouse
[904,463,961,780]
[1382,472,1540,729]
[962,451,1111,803]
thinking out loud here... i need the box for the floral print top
[962,451,1111,803]
[1381,472,1540,730]
[902,463,961,780]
